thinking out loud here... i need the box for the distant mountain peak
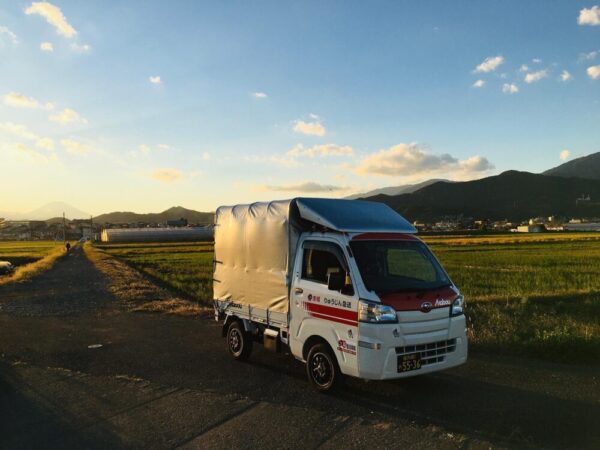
[543,152,600,181]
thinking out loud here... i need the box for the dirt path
[0,247,598,449]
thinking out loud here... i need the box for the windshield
[350,240,450,294]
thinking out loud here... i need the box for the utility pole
[90,215,93,242]
[62,212,66,244]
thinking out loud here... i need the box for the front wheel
[306,343,342,392]
[227,321,253,360]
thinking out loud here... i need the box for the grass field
[95,232,600,363]
[0,240,73,285]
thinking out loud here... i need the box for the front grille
[396,338,456,366]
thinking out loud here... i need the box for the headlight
[358,300,398,323]
[451,295,465,317]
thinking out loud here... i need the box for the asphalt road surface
[0,247,598,449]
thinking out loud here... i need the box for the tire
[227,321,253,360]
[306,343,342,392]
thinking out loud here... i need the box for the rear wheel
[306,343,342,392]
[227,321,253,360]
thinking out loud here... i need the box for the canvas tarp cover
[213,200,299,314]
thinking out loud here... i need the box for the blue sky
[1,1,599,215]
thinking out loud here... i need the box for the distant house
[517,224,546,233]
[166,218,188,227]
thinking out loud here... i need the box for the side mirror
[327,271,345,291]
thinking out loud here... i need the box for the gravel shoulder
[0,246,598,449]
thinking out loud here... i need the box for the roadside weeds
[83,243,206,316]
[0,244,72,287]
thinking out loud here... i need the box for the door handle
[294,287,304,294]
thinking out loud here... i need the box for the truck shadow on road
[243,349,599,449]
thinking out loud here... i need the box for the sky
[1,1,599,215]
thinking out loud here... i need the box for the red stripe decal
[309,312,357,326]
[305,302,358,321]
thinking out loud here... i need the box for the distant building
[165,218,188,227]
[517,224,546,233]
[563,222,600,232]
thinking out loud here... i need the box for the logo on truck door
[337,339,357,356]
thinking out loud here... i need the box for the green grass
[94,242,213,301]
[0,241,65,267]
[96,233,600,364]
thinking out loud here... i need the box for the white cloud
[560,70,572,82]
[532,58,542,64]
[14,143,57,163]
[61,138,91,155]
[3,92,53,109]
[524,69,547,83]
[40,41,53,51]
[256,181,348,193]
[309,113,320,120]
[579,50,598,61]
[0,122,39,140]
[157,144,171,151]
[149,75,161,84]
[587,65,600,79]
[502,83,519,94]
[578,6,600,26]
[139,144,150,154]
[49,108,87,124]
[354,143,494,179]
[287,143,353,158]
[150,168,182,183]
[25,2,77,38]
[0,26,18,45]
[202,152,211,160]
[0,122,55,150]
[472,79,485,88]
[251,92,267,99]
[70,42,90,53]
[36,137,54,150]
[560,149,571,161]
[474,55,504,73]
[519,64,529,72]
[293,120,326,136]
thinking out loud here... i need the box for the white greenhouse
[100,227,213,243]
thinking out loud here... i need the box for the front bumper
[356,314,468,380]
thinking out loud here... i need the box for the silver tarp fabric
[213,200,298,314]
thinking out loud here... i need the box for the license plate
[398,353,422,373]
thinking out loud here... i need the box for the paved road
[0,248,598,449]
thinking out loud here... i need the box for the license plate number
[398,353,422,373]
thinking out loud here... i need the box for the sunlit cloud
[293,120,326,136]
[474,55,504,73]
[524,69,547,83]
[251,91,267,98]
[578,5,600,26]
[287,143,353,158]
[560,70,572,82]
[0,26,18,45]
[14,143,57,163]
[49,108,87,124]
[560,149,571,161]
[157,143,171,150]
[587,65,600,79]
[40,41,53,51]
[502,83,519,94]
[150,168,182,183]
[3,92,53,110]
[139,144,150,154]
[202,152,211,160]
[472,79,485,88]
[25,2,77,38]
[354,143,494,180]
[255,181,349,193]
[0,122,56,151]
[149,75,161,84]
[61,138,91,155]
[36,137,55,150]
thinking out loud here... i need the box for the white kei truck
[213,198,467,391]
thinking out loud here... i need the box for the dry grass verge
[0,245,70,286]
[83,243,205,316]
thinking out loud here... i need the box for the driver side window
[301,241,350,289]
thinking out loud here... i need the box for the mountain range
[3,151,599,223]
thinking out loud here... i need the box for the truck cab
[214,198,467,391]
